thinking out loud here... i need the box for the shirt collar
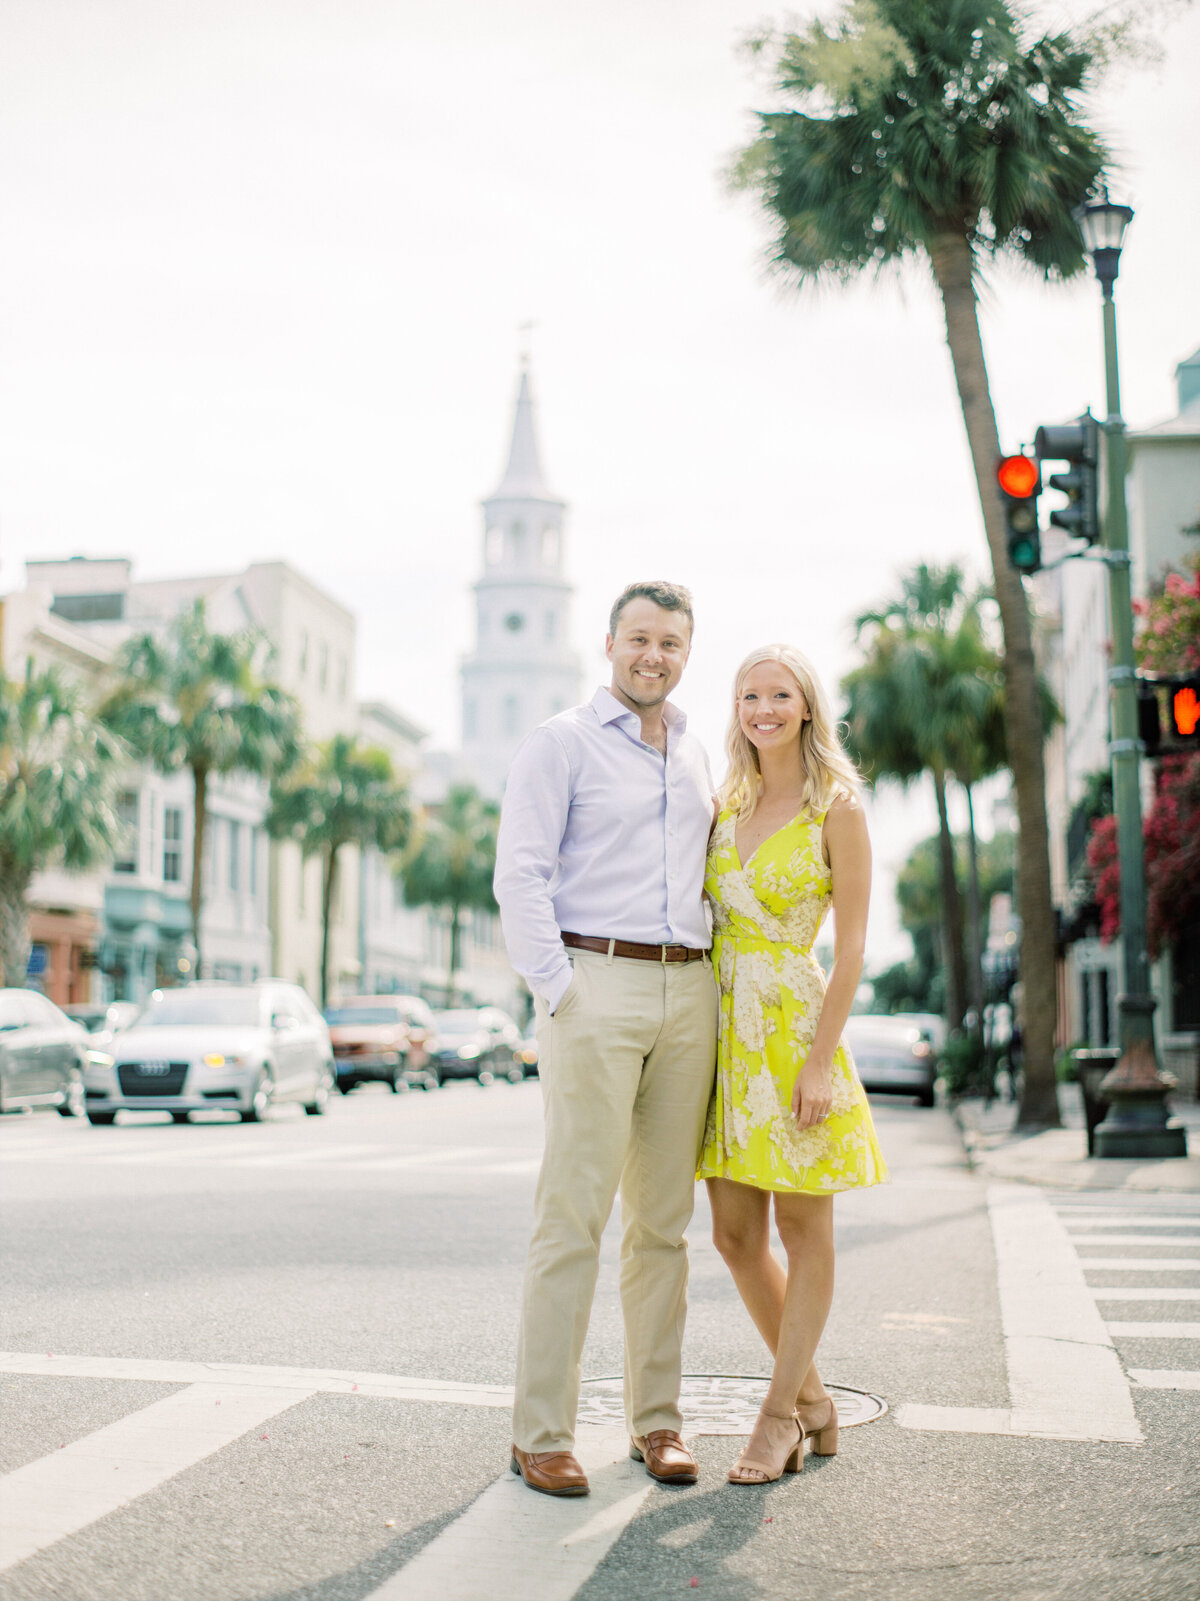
[591,685,687,733]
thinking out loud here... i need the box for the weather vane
[518,319,538,367]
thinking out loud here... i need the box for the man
[494,579,718,1497]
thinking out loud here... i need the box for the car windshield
[434,1010,480,1034]
[325,1007,402,1026]
[0,997,27,1031]
[139,990,262,1027]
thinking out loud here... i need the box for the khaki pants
[512,948,719,1452]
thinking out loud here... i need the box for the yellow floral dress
[697,806,888,1194]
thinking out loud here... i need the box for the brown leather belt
[562,932,708,964]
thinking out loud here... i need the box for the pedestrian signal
[1034,413,1101,544]
[997,453,1041,574]
[1170,678,1200,740]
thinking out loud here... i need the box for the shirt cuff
[544,962,575,1016]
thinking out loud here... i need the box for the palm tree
[844,565,1000,1033]
[267,736,414,1008]
[402,785,500,1003]
[101,601,300,979]
[732,0,1107,1123]
[0,662,123,986]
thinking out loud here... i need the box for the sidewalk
[955,1081,1200,1193]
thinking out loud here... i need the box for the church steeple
[491,364,555,501]
[460,360,582,798]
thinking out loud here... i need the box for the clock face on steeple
[504,612,525,633]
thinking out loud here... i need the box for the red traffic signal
[997,454,1040,498]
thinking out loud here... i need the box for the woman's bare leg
[707,1178,830,1407]
[763,1191,835,1418]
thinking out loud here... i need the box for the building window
[338,654,348,702]
[163,807,183,883]
[503,695,519,737]
[544,610,556,641]
[249,829,258,898]
[228,821,240,892]
[319,643,329,693]
[114,791,139,873]
[486,527,503,565]
[540,526,558,564]
[510,522,526,562]
[299,631,309,677]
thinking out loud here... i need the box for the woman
[697,644,887,1485]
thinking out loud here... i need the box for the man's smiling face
[606,598,691,713]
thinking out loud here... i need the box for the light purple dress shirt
[494,686,715,1013]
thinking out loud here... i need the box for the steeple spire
[490,362,555,501]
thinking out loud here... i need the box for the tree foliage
[267,735,413,1007]
[402,785,500,1001]
[101,601,300,978]
[0,662,123,986]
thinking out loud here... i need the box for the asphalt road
[1,1081,1197,1601]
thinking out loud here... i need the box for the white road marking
[1059,1214,1200,1230]
[0,1382,308,1573]
[1077,1258,1200,1272]
[895,1184,1142,1443]
[1069,1235,1200,1247]
[232,1143,385,1168]
[0,1351,514,1409]
[1128,1370,1200,1390]
[365,1426,654,1601]
[1090,1287,1200,1300]
[1106,1322,1200,1339]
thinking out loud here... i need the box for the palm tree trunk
[190,765,208,980]
[0,861,31,988]
[447,900,462,1003]
[963,782,986,1036]
[932,768,967,1031]
[929,232,1060,1128]
[321,844,340,1009]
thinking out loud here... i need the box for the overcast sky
[3,0,1198,966]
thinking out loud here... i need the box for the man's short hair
[608,581,694,641]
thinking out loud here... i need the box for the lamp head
[1074,187,1135,297]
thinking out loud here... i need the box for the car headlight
[456,1044,481,1060]
[201,1053,248,1068]
[87,1050,115,1068]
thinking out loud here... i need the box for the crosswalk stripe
[1077,1258,1200,1272]
[1128,1370,1200,1390]
[365,1426,650,1601]
[0,1382,308,1573]
[1106,1322,1200,1339]
[1090,1287,1200,1300]
[1064,1218,1200,1231]
[1066,1235,1200,1247]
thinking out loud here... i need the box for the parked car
[324,995,438,1093]
[64,1001,141,1046]
[887,1011,947,1057]
[842,1015,937,1107]
[82,980,335,1125]
[0,989,88,1117]
[430,1007,524,1084]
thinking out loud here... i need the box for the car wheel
[917,1088,936,1108]
[303,1068,333,1116]
[87,1111,117,1126]
[389,1066,406,1093]
[506,1065,524,1085]
[477,1069,495,1087]
[240,1073,273,1123]
[337,1078,355,1094]
[171,1111,191,1124]
[423,1067,442,1090]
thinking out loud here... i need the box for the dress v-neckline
[733,811,803,872]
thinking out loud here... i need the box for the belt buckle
[660,943,668,965]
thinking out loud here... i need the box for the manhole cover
[577,1375,888,1435]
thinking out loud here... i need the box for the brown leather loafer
[510,1446,589,1497]
[630,1430,698,1485]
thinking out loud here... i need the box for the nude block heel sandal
[797,1396,839,1456]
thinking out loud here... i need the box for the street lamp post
[1074,192,1187,1159]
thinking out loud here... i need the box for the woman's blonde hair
[720,644,861,822]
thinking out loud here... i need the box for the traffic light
[1167,676,1200,742]
[996,452,1041,574]
[1034,412,1101,543]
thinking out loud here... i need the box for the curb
[952,1103,1200,1195]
